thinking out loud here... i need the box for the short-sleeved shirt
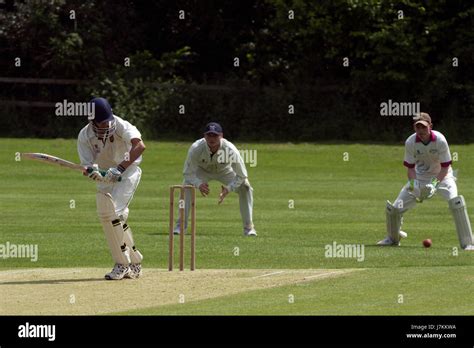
[403,130,453,180]
[77,115,142,169]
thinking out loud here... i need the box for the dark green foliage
[0,0,472,141]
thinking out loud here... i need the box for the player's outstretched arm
[183,144,204,192]
[118,138,146,171]
[407,167,416,181]
[103,138,145,183]
[218,185,229,204]
[436,166,449,183]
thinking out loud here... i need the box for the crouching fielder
[78,97,146,280]
[174,122,257,236]
[377,113,474,250]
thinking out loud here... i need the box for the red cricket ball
[423,239,432,248]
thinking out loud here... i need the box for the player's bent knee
[448,195,466,209]
[97,192,117,221]
[386,200,402,216]
[448,196,474,249]
[96,192,130,265]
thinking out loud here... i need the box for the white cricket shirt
[403,130,453,180]
[77,115,142,169]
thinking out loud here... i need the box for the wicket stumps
[169,185,196,271]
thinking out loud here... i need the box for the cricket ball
[422,239,432,248]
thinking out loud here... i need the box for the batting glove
[104,167,123,183]
[407,179,425,203]
[424,178,440,199]
[87,164,103,182]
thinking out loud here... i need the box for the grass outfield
[0,138,473,315]
[117,266,474,315]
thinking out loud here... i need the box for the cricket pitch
[0,268,358,315]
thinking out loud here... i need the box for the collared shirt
[403,130,453,180]
[183,138,248,191]
[77,115,142,169]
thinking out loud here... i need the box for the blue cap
[90,97,113,123]
[204,122,223,134]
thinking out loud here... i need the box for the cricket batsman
[174,122,257,236]
[377,113,474,250]
[77,97,146,280]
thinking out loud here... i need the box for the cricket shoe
[105,263,131,280]
[125,263,142,279]
[464,245,474,251]
[244,228,257,237]
[376,236,400,246]
[173,223,187,235]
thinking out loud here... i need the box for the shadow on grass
[0,277,105,285]
[364,244,425,249]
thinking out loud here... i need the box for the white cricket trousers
[96,166,142,222]
[393,176,457,213]
[180,168,254,229]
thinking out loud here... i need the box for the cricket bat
[21,153,121,181]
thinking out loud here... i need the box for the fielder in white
[378,113,474,250]
[174,122,257,236]
[78,97,146,280]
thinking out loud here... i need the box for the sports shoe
[173,223,187,235]
[105,263,131,280]
[244,228,257,237]
[125,263,142,279]
[376,236,400,246]
[464,245,474,251]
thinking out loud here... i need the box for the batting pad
[386,200,402,243]
[448,196,474,249]
[123,223,143,264]
[97,192,131,265]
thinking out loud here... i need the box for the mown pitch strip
[0,268,358,315]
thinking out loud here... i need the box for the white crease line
[0,269,83,277]
[302,271,347,281]
[252,271,285,278]
[0,269,46,274]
